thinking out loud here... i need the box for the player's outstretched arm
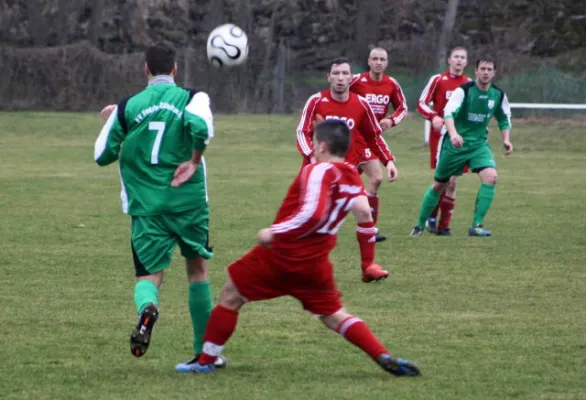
[495,93,513,155]
[387,78,408,127]
[443,88,465,148]
[94,105,125,166]
[297,94,321,158]
[358,98,398,181]
[185,92,214,152]
[173,92,214,187]
[416,74,440,121]
[501,129,513,155]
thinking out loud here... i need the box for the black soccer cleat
[409,226,424,237]
[130,303,159,358]
[375,232,388,243]
[435,228,453,236]
[376,353,421,377]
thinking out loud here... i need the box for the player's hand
[431,116,444,132]
[100,104,116,122]
[385,161,398,182]
[503,140,513,155]
[379,118,393,131]
[171,160,198,187]
[258,228,274,247]
[450,133,464,148]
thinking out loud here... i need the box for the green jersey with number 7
[94,76,213,216]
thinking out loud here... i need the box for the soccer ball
[206,24,249,68]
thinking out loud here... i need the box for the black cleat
[377,354,421,377]
[409,226,424,237]
[130,303,159,358]
[375,232,388,243]
[436,228,453,236]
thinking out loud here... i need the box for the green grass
[1,113,585,399]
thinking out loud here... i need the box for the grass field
[1,112,585,399]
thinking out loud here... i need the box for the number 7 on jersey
[149,121,166,164]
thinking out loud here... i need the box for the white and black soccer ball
[206,24,249,68]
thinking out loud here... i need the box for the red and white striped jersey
[417,71,471,120]
[270,162,366,262]
[350,72,408,125]
[296,90,394,166]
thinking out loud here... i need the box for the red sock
[366,193,379,225]
[430,192,444,219]
[198,305,239,365]
[337,316,388,360]
[438,195,456,230]
[356,222,376,269]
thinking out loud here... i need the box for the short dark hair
[314,119,351,157]
[476,55,496,69]
[447,46,467,58]
[145,42,177,76]
[328,57,351,73]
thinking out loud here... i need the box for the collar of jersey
[148,75,176,86]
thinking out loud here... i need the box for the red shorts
[429,129,469,173]
[351,145,378,167]
[228,245,343,316]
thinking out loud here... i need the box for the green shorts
[434,139,496,182]
[131,207,213,276]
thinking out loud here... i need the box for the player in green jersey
[410,56,513,237]
[94,42,225,370]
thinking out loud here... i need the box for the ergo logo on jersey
[325,115,356,129]
[365,94,390,105]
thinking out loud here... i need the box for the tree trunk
[254,0,280,112]
[272,40,287,114]
[88,0,104,47]
[205,0,225,31]
[354,0,381,68]
[27,0,49,46]
[437,0,460,69]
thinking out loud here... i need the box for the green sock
[189,281,213,355]
[473,183,496,226]
[134,280,159,314]
[417,186,443,228]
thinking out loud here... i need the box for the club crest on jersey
[488,100,495,109]
[325,115,355,129]
[365,94,390,105]
[445,91,453,100]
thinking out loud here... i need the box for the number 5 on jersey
[149,121,166,164]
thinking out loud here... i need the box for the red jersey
[296,90,394,166]
[350,72,408,125]
[416,71,471,120]
[270,162,366,262]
